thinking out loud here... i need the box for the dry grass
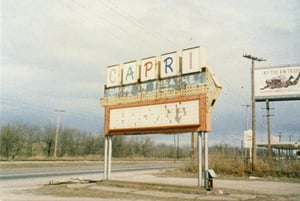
[179,156,300,179]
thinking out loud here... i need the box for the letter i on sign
[182,46,206,74]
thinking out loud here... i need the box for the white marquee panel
[109,100,200,130]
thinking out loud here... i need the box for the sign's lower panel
[104,95,210,135]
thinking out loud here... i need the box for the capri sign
[100,46,222,136]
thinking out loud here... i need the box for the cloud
[1,0,299,143]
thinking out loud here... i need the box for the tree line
[0,123,190,160]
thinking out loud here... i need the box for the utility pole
[243,54,266,171]
[54,109,65,158]
[278,131,283,142]
[242,104,251,130]
[288,135,292,142]
[288,134,293,159]
[277,131,283,159]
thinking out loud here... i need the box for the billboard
[255,65,300,101]
[101,46,221,136]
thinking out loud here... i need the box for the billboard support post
[266,99,272,162]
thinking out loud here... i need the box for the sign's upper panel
[105,46,206,87]
[101,46,222,113]
[255,65,300,101]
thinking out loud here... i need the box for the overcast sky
[1,0,300,146]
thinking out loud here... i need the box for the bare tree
[0,123,24,160]
[42,125,56,157]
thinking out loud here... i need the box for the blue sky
[1,0,300,146]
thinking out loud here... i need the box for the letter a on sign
[182,46,206,74]
[123,61,138,85]
[106,65,121,87]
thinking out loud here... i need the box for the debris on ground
[48,178,97,185]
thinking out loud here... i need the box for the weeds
[182,155,300,178]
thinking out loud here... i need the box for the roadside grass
[161,157,300,181]
[210,157,300,178]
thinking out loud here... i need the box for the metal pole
[197,132,202,187]
[191,132,195,166]
[173,134,176,163]
[204,132,208,189]
[107,136,112,180]
[177,134,180,159]
[104,136,108,180]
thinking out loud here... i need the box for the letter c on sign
[109,68,117,84]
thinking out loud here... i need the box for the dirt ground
[32,170,300,201]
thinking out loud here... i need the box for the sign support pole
[103,136,108,180]
[204,132,209,189]
[108,136,112,180]
[197,131,202,187]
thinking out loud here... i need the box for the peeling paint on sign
[109,100,199,130]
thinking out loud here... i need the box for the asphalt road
[0,161,180,201]
[1,161,299,201]
[0,162,176,180]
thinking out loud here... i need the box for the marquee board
[100,46,221,136]
[104,95,210,135]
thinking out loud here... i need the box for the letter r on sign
[163,57,174,74]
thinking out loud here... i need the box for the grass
[176,156,300,180]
